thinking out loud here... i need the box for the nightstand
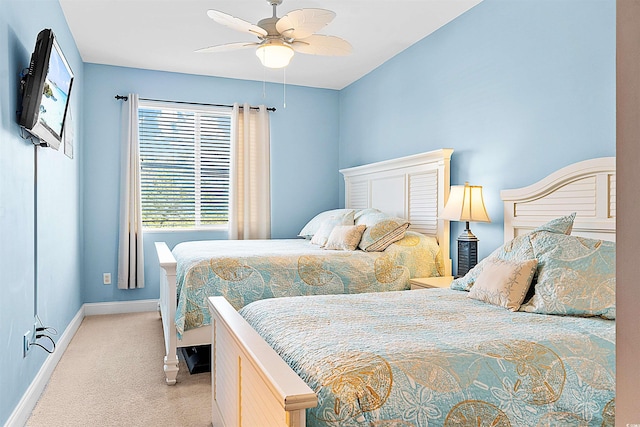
[409,276,454,290]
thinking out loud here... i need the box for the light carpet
[26,311,211,427]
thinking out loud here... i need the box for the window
[138,101,232,229]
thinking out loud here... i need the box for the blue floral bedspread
[172,231,443,334]
[239,289,615,427]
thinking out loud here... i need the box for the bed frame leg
[164,355,179,385]
[156,242,180,386]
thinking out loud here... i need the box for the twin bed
[205,156,616,426]
[155,149,454,385]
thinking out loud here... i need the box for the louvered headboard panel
[408,170,439,235]
[501,157,616,242]
[340,149,453,276]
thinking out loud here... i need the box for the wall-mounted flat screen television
[19,28,74,150]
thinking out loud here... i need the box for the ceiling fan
[196,0,352,69]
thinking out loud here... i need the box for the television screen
[19,29,74,150]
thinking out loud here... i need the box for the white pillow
[310,211,355,246]
[298,209,354,239]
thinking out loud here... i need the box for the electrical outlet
[23,331,31,357]
[103,273,112,285]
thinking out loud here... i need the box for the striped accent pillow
[359,218,410,252]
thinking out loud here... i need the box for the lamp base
[456,224,478,277]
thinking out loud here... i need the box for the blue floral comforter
[172,231,443,334]
[239,289,615,427]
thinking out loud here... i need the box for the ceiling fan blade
[207,9,267,38]
[195,42,259,54]
[291,35,352,56]
[276,9,336,39]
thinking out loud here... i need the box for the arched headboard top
[501,157,616,242]
[340,148,454,276]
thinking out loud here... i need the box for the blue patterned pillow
[520,231,615,319]
[450,213,576,291]
[533,212,576,234]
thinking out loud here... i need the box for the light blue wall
[339,0,615,273]
[81,64,340,303]
[0,0,84,424]
[1,0,616,423]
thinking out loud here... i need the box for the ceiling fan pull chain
[262,66,267,99]
[283,67,287,109]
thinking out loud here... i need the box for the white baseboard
[4,306,85,427]
[5,299,159,427]
[84,299,159,316]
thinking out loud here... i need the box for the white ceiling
[59,0,482,90]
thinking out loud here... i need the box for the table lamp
[440,182,491,277]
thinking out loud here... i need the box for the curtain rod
[114,95,276,112]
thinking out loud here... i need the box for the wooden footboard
[207,296,317,427]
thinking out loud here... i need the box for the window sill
[143,226,228,233]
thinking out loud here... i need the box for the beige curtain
[228,103,271,240]
[117,93,144,289]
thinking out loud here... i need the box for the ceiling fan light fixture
[256,40,294,68]
[201,3,350,70]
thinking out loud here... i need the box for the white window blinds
[138,102,232,229]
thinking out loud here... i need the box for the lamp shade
[256,40,294,69]
[440,182,491,223]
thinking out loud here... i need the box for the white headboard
[340,149,454,276]
[501,157,616,243]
